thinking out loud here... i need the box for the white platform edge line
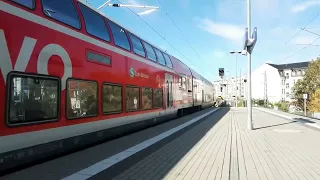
[253,107,320,130]
[61,108,220,180]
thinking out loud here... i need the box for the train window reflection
[142,42,157,62]
[42,0,81,29]
[11,0,35,9]
[162,53,173,68]
[142,87,152,110]
[154,48,166,66]
[102,83,122,114]
[78,3,111,42]
[126,86,140,112]
[153,88,163,109]
[67,79,98,119]
[129,33,146,57]
[108,21,131,51]
[8,75,59,125]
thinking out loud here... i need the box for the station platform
[2,107,320,180]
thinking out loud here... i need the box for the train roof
[170,56,192,76]
[190,68,203,80]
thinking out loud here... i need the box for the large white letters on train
[0,29,72,90]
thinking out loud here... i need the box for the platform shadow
[292,118,315,123]
[254,121,298,130]
[90,108,230,180]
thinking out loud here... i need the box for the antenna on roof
[97,0,159,16]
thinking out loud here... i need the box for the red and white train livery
[0,0,215,172]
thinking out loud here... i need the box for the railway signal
[218,68,224,77]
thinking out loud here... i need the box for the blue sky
[87,0,320,82]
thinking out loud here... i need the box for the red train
[0,0,215,172]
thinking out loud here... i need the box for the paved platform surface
[3,107,320,180]
[92,107,320,180]
[254,107,320,130]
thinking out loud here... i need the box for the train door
[165,73,173,112]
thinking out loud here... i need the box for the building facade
[213,76,247,101]
[214,61,310,103]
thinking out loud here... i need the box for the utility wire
[285,12,320,44]
[281,36,320,63]
[114,0,210,78]
[155,0,204,62]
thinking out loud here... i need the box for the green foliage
[274,101,289,112]
[293,59,320,110]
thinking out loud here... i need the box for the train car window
[126,86,140,111]
[108,21,131,51]
[42,0,81,29]
[87,51,111,65]
[102,83,122,114]
[153,48,166,66]
[142,42,157,62]
[11,0,35,9]
[142,87,152,110]
[129,33,146,57]
[153,88,163,109]
[78,3,111,42]
[66,79,98,119]
[7,74,60,125]
[162,53,173,68]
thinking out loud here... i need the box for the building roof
[267,61,310,70]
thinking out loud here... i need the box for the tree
[309,88,320,112]
[293,58,320,110]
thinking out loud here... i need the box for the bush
[274,101,289,112]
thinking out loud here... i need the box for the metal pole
[247,0,253,130]
[236,54,238,107]
[304,98,307,116]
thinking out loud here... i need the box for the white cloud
[197,18,244,43]
[212,50,227,58]
[294,36,315,44]
[291,0,320,13]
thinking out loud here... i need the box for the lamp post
[229,51,242,107]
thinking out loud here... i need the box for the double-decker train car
[0,0,215,172]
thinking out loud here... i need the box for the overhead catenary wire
[285,11,320,44]
[281,36,320,63]
[114,0,211,78]
[154,0,205,62]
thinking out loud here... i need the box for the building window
[42,0,81,29]
[11,0,35,9]
[102,83,122,114]
[78,3,110,42]
[142,87,152,110]
[286,92,290,98]
[153,88,163,108]
[108,21,131,51]
[286,83,289,89]
[126,85,140,111]
[7,74,59,125]
[66,79,98,119]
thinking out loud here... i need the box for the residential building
[213,76,247,101]
[213,61,310,104]
[251,61,309,103]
